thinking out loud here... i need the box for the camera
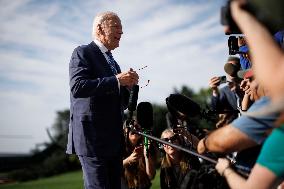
[227,36,247,55]
[219,76,227,85]
[228,36,239,55]
[220,1,241,35]
[221,0,284,35]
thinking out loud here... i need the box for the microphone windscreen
[137,102,153,130]
[166,94,201,118]
[128,85,139,112]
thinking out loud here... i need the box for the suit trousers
[78,155,122,189]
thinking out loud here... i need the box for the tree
[47,110,70,149]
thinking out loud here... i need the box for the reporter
[209,57,243,125]
[160,129,200,189]
[122,121,156,189]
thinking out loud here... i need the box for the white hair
[92,11,119,40]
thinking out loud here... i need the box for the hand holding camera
[209,76,227,96]
[211,76,226,86]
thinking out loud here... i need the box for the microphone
[166,93,239,123]
[128,85,139,119]
[137,102,153,158]
[137,102,153,130]
[166,94,201,119]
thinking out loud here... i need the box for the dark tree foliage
[48,109,70,149]
[151,104,168,137]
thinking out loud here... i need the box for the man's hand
[240,79,250,93]
[209,77,221,96]
[215,158,231,176]
[116,68,139,87]
[238,36,246,47]
[197,138,207,154]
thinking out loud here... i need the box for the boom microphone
[137,102,153,130]
[166,94,202,118]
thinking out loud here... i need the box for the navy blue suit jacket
[66,41,129,157]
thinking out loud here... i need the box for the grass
[0,171,83,189]
[151,169,160,189]
[0,170,160,189]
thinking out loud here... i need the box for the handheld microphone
[137,102,153,129]
[128,85,139,119]
[137,102,153,158]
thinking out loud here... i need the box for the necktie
[105,51,118,75]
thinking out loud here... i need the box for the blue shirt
[231,97,278,144]
[239,45,251,69]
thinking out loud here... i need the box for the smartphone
[134,145,143,154]
[219,76,227,84]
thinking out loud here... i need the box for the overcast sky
[0,0,229,154]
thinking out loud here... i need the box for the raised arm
[231,1,284,101]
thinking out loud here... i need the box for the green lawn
[0,171,83,189]
[0,170,160,189]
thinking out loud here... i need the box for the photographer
[210,57,243,126]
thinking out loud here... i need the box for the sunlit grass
[0,169,160,189]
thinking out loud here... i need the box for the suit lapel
[88,42,116,75]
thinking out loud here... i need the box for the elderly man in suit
[67,11,139,189]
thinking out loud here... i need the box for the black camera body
[228,36,247,55]
[218,75,227,85]
[221,1,241,35]
[228,36,239,55]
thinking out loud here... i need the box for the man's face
[100,16,123,50]
[227,75,240,92]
